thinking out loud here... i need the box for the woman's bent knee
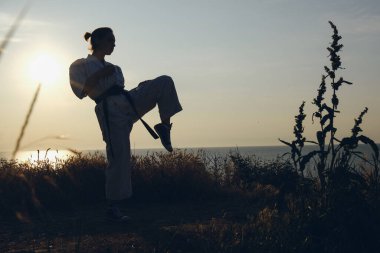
[157,75,173,84]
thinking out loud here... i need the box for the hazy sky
[0,0,379,152]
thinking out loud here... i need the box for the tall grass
[0,1,31,61]
[1,1,40,159]
[0,150,298,215]
[1,149,379,252]
[11,83,41,159]
[1,2,69,158]
[280,21,379,197]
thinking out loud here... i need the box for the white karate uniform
[69,54,182,201]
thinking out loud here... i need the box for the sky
[0,0,379,152]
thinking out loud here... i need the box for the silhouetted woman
[69,27,182,221]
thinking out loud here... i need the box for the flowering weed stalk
[280,21,379,198]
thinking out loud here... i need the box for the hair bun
[84,32,92,41]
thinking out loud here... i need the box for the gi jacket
[69,54,124,100]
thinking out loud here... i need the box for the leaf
[324,66,335,79]
[320,114,330,126]
[279,139,293,148]
[339,137,358,150]
[321,104,334,114]
[312,112,321,124]
[300,151,320,172]
[358,135,379,159]
[332,94,339,108]
[317,131,325,147]
[279,139,300,158]
[293,144,301,157]
[342,79,353,85]
[305,140,318,145]
[323,124,333,135]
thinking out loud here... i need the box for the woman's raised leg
[128,75,183,151]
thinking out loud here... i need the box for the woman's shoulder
[70,58,87,69]
[105,61,117,66]
[104,61,122,72]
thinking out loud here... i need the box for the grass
[0,1,31,62]
[12,83,41,159]
[1,149,379,252]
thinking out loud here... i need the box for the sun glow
[15,150,74,164]
[28,53,61,85]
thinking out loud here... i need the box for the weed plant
[279,21,380,252]
[280,21,379,194]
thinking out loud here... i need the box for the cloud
[0,11,53,43]
[347,14,380,35]
[0,11,52,30]
[329,2,380,36]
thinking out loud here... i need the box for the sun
[28,53,61,85]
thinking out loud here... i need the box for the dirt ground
[0,198,256,253]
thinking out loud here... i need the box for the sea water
[1,144,378,163]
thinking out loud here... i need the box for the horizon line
[1,143,380,154]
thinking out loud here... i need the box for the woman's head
[84,27,115,55]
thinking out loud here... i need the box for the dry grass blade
[20,134,69,150]
[0,0,32,61]
[12,83,41,159]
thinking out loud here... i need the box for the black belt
[94,86,159,157]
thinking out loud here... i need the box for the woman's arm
[84,65,115,93]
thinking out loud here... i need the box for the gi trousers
[95,75,182,201]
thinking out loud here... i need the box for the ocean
[0,144,378,163]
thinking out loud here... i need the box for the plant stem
[329,80,336,172]
[12,83,41,159]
